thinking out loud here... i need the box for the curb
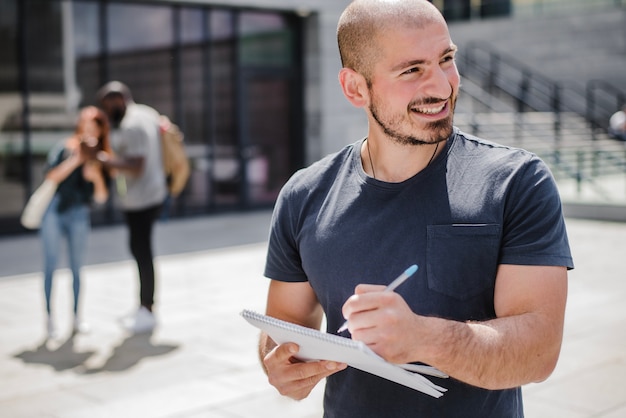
[563,202,626,222]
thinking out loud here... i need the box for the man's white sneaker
[73,317,90,334]
[122,306,156,333]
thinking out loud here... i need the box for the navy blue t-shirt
[264,129,573,417]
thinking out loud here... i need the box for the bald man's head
[337,0,446,81]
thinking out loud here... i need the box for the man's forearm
[418,313,562,390]
[97,152,144,175]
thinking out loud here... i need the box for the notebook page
[241,309,447,398]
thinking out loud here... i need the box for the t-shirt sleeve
[264,177,309,283]
[123,125,148,157]
[499,154,574,269]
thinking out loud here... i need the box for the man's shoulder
[448,129,553,189]
[453,128,512,150]
[451,128,537,162]
[124,102,160,123]
[283,141,358,192]
[119,103,160,140]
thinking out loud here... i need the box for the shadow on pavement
[13,332,179,374]
[13,337,96,372]
[83,332,178,374]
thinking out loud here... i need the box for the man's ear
[338,68,369,108]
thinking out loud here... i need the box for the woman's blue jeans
[40,195,90,315]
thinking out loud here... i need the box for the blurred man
[96,81,167,333]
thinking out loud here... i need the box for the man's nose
[422,66,455,100]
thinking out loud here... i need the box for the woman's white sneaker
[46,317,57,340]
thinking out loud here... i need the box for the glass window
[73,0,101,108]
[0,0,18,92]
[239,11,292,67]
[106,3,174,117]
[181,8,204,44]
[0,0,21,219]
[178,7,206,210]
[3,0,71,222]
[72,1,100,58]
[242,76,292,205]
[1,0,304,230]
[210,9,234,40]
[239,12,286,36]
[178,7,205,143]
[25,0,64,92]
[107,3,173,53]
[209,9,238,206]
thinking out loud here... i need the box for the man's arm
[342,264,568,390]
[259,280,347,400]
[92,125,147,176]
[96,151,144,176]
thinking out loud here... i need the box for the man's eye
[403,67,419,75]
[441,55,455,63]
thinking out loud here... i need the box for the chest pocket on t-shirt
[426,224,501,301]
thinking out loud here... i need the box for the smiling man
[257,1,573,417]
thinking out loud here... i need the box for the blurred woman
[41,106,112,339]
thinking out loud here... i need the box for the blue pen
[337,264,419,333]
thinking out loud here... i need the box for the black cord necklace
[366,139,439,180]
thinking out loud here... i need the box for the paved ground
[0,210,625,417]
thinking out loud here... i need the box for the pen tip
[405,264,418,275]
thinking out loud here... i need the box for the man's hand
[262,341,347,400]
[341,284,421,364]
[79,137,100,160]
[341,265,568,390]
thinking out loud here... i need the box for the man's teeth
[414,103,445,114]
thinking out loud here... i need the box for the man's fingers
[342,285,392,324]
[354,284,386,294]
[265,343,347,400]
[272,342,299,361]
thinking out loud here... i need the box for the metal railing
[539,145,626,200]
[458,41,625,139]
[456,41,626,202]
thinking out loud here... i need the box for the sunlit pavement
[0,210,624,417]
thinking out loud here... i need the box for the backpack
[159,115,190,197]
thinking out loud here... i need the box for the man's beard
[110,107,126,128]
[369,94,455,146]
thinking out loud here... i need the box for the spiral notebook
[241,309,447,398]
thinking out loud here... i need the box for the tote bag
[160,115,190,197]
[20,179,57,229]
